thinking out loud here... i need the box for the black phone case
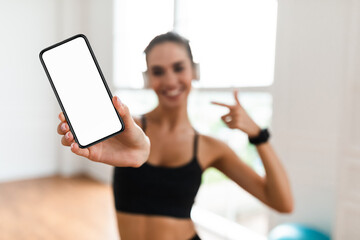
[39,34,125,148]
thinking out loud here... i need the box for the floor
[0,175,268,240]
[0,175,119,240]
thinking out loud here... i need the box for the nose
[162,70,178,87]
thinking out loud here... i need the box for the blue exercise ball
[268,223,330,240]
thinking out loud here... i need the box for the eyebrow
[173,61,184,67]
[150,61,185,70]
[150,66,163,71]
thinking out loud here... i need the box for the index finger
[234,90,241,106]
[211,101,232,108]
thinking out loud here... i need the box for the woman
[58,32,293,240]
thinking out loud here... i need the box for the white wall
[270,0,360,239]
[0,0,60,182]
[333,1,360,239]
[0,0,115,182]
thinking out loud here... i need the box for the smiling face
[146,42,195,109]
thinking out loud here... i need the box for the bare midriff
[116,211,197,240]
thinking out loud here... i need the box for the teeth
[165,89,181,97]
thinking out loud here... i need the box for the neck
[149,101,191,131]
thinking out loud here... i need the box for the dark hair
[144,32,194,66]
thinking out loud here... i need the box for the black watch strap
[248,128,270,145]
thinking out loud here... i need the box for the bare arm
[255,142,293,212]
[211,90,293,213]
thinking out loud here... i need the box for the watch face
[249,129,270,145]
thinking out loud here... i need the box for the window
[175,0,277,88]
[113,0,174,88]
[114,0,277,89]
[113,0,277,236]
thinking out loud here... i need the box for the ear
[193,63,200,81]
[142,71,150,89]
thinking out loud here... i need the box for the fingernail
[71,142,75,148]
[61,123,67,131]
[116,96,125,108]
[65,132,70,140]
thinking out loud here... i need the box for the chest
[147,132,195,167]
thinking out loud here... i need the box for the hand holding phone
[40,34,149,166]
[57,96,149,167]
[40,34,123,148]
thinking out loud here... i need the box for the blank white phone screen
[42,36,123,147]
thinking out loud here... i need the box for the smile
[163,88,183,98]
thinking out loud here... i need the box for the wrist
[247,126,261,138]
[248,128,270,145]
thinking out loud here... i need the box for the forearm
[211,91,294,212]
[256,142,294,213]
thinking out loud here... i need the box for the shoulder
[199,134,228,150]
[198,134,234,168]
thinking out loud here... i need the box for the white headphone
[142,63,200,89]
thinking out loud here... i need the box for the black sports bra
[112,115,203,218]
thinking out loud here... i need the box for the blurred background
[1,0,359,239]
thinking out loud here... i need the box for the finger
[234,90,241,106]
[70,142,90,158]
[227,123,238,129]
[211,101,232,109]
[58,112,66,122]
[222,121,235,129]
[61,132,74,146]
[221,116,237,128]
[57,122,69,135]
[221,113,231,119]
[221,114,232,123]
[113,96,134,128]
[61,137,72,146]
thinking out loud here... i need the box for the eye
[174,65,184,73]
[151,67,164,76]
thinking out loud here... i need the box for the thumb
[112,96,134,128]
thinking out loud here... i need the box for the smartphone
[39,34,124,148]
